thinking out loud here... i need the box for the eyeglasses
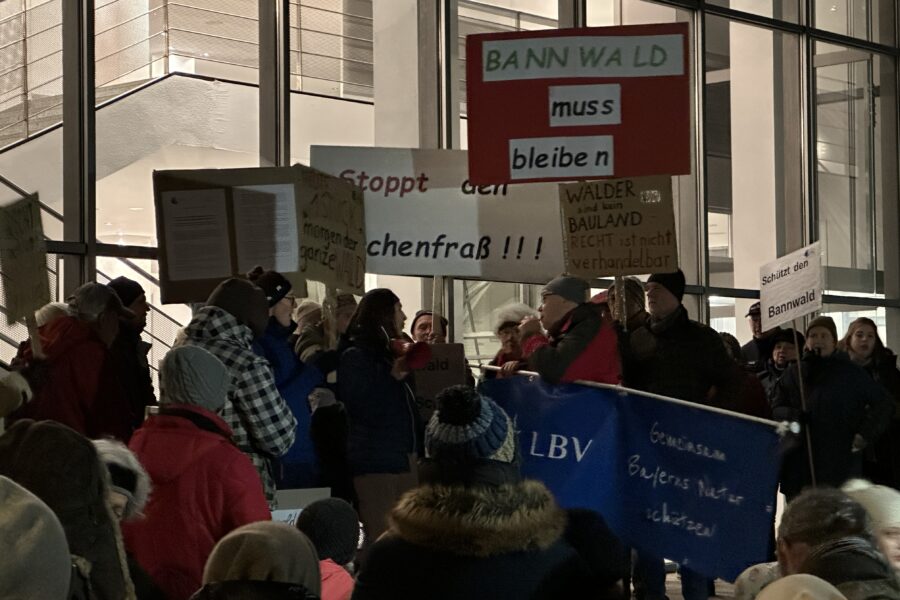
[284,295,298,307]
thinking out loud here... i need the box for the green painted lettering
[580,46,607,67]
[485,49,501,71]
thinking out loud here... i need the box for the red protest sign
[465,23,690,185]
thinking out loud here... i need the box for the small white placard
[759,242,823,331]
[509,135,614,180]
[549,84,621,127]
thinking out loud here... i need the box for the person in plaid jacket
[177,278,297,504]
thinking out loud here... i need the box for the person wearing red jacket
[7,282,133,440]
[509,275,621,385]
[123,345,271,600]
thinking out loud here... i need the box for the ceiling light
[128,207,144,211]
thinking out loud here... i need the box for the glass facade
[0,0,898,372]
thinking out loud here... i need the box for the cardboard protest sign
[414,343,468,422]
[482,376,781,581]
[760,242,822,331]
[294,164,366,295]
[0,196,50,326]
[559,175,677,277]
[466,23,690,184]
[154,166,364,304]
[310,146,565,283]
[415,343,467,400]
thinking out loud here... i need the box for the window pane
[95,76,260,247]
[822,303,886,342]
[814,43,897,297]
[706,0,800,23]
[704,15,803,339]
[814,0,895,46]
[290,0,374,100]
[454,279,521,369]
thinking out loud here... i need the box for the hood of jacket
[29,315,104,362]
[388,479,566,558]
[129,406,236,483]
[802,536,900,600]
[182,307,254,349]
[547,302,605,340]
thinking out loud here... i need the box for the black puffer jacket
[773,351,894,499]
[337,331,422,476]
[621,306,741,409]
[859,350,900,488]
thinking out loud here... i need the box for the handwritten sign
[481,377,781,581]
[310,146,565,283]
[414,343,467,421]
[466,23,691,184]
[0,196,50,326]
[294,164,366,295]
[759,242,822,331]
[559,175,677,277]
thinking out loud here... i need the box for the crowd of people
[0,267,899,599]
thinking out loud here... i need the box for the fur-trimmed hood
[388,480,566,557]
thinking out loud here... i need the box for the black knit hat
[295,498,360,565]
[107,277,145,308]
[647,269,686,302]
[410,310,449,336]
[246,267,292,308]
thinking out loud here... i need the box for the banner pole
[615,275,627,331]
[431,275,445,342]
[473,363,785,429]
[792,318,816,487]
[323,284,338,350]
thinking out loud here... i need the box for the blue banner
[481,376,781,581]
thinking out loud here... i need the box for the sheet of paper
[160,189,232,282]
[232,184,299,273]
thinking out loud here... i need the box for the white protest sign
[759,242,822,331]
[310,146,565,283]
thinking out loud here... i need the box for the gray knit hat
[541,276,589,304]
[160,346,229,412]
[0,476,71,600]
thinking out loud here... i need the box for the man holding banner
[621,270,742,600]
[516,275,621,385]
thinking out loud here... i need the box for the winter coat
[522,303,621,385]
[801,536,900,600]
[483,351,526,381]
[731,364,772,420]
[622,306,741,409]
[109,323,157,437]
[741,332,782,373]
[351,480,589,600]
[337,333,420,476]
[179,306,297,502]
[858,350,900,489]
[124,405,271,600]
[758,359,789,404]
[7,316,130,440]
[191,581,320,600]
[253,318,324,489]
[320,559,354,600]
[0,419,136,600]
[772,352,894,499]
[310,402,356,505]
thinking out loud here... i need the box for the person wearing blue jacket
[248,267,324,489]
[338,288,421,554]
